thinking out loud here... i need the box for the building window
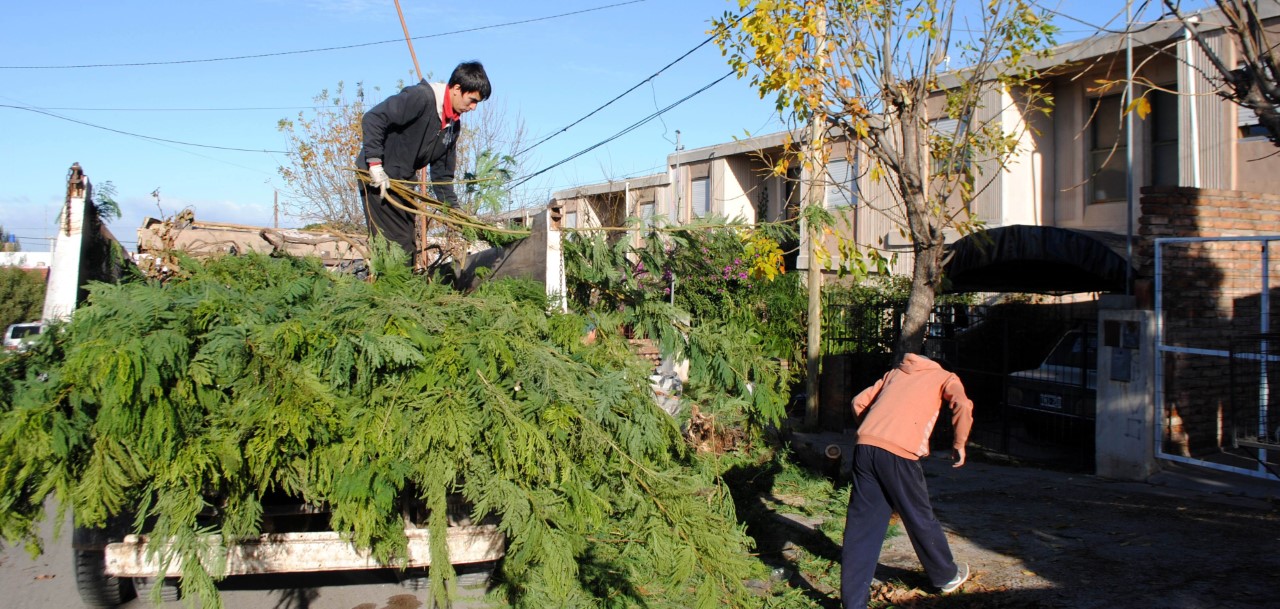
[638,201,655,226]
[756,181,769,222]
[1150,88,1179,188]
[1238,105,1271,139]
[784,166,802,221]
[1089,94,1127,203]
[930,116,970,174]
[691,177,710,218]
[564,211,578,229]
[825,157,857,208]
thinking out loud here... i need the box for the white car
[3,322,43,352]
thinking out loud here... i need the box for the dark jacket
[357,80,461,206]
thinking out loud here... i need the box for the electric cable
[0,1,644,70]
[515,32,720,157]
[511,71,735,189]
[0,104,286,153]
[1031,0,1170,37]
[515,9,753,158]
[20,105,322,112]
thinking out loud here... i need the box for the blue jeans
[841,445,959,609]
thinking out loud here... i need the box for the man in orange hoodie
[841,353,974,608]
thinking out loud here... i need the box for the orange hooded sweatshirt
[852,353,974,460]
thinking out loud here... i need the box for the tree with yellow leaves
[715,0,1055,356]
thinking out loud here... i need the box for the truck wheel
[73,549,133,607]
[134,576,182,602]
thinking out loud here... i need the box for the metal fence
[1155,236,1280,480]
[822,293,1099,471]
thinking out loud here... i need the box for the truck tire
[134,576,183,602]
[73,548,132,607]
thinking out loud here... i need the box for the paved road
[871,456,1280,608]
[0,509,499,609]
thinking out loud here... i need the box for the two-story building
[549,4,1280,481]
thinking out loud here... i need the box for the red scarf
[442,88,460,128]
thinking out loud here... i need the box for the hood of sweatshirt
[898,353,942,374]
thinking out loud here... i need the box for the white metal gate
[1155,236,1280,480]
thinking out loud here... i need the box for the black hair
[448,61,491,101]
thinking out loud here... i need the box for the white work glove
[368,163,391,197]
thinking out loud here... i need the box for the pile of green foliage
[0,243,763,609]
[563,220,805,436]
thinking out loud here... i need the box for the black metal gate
[823,296,1099,472]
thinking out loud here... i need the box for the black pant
[841,445,958,609]
[359,183,416,264]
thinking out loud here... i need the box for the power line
[0,93,324,115]
[516,9,753,158]
[22,105,322,112]
[1031,0,1168,36]
[0,1,645,70]
[515,30,723,157]
[0,105,286,154]
[512,71,735,189]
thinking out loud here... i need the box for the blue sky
[1,0,1201,250]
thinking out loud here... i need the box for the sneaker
[940,562,969,593]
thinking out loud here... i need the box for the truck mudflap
[104,524,504,577]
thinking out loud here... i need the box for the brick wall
[1138,186,1280,456]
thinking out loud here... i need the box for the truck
[39,164,566,606]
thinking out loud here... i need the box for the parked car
[3,322,43,352]
[1005,329,1097,420]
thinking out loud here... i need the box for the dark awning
[942,225,1136,294]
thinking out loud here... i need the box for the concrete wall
[1096,305,1159,480]
[42,173,90,323]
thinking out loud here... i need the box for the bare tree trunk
[895,230,944,357]
[887,105,945,358]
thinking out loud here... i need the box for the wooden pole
[393,0,430,269]
[393,0,424,81]
[804,4,828,430]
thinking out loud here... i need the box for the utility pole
[393,0,430,269]
[1124,0,1134,296]
[273,190,279,229]
[671,130,683,304]
[674,130,684,224]
[804,4,828,429]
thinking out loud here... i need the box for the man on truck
[357,61,491,263]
